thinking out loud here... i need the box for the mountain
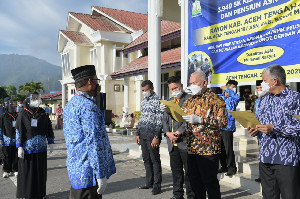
[0,54,62,94]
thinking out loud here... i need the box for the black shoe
[255,178,261,183]
[226,170,236,176]
[138,185,152,189]
[170,196,184,199]
[218,167,228,173]
[152,186,161,195]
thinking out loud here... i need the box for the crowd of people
[0,64,299,199]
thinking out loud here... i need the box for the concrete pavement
[0,129,262,198]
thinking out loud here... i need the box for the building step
[218,172,262,196]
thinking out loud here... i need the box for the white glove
[160,103,170,113]
[0,140,3,145]
[49,144,54,153]
[18,147,24,158]
[97,177,107,195]
[182,114,202,124]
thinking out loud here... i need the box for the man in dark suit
[160,76,195,199]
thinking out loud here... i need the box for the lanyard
[7,113,18,121]
[24,107,39,118]
[75,93,95,104]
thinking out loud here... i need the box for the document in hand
[228,110,261,129]
[292,115,300,120]
[160,100,187,122]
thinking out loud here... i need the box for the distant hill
[0,54,62,94]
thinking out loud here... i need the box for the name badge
[31,119,38,127]
[12,121,16,127]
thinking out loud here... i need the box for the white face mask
[230,87,237,92]
[30,100,41,108]
[257,90,263,97]
[190,85,202,95]
[143,91,151,98]
[260,81,270,96]
[171,90,183,98]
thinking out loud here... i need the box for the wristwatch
[154,135,159,139]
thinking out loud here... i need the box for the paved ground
[0,129,261,199]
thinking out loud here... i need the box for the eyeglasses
[91,79,100,84]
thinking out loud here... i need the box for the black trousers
[2,146,18,173]
[260,162,300,199]
[220,130,236,172]
[70,186,102,199]
[187,154,221,199]
[140,138,162,187]
[169,146,194,199]
[17,152,47,198]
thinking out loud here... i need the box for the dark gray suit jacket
[162,92,191,152]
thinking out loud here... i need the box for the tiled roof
[70,12,125,32]
[124,20,181,53]
[60,30,91,44]
[111,47,181,79]
[41,91,62,100]
[92,6,148,31]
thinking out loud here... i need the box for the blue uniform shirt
[256,86,300,166]
[220,88,240,132]
[63,91,116,189]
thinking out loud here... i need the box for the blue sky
[0,0,147,66]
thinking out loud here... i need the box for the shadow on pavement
[105,173,173,195]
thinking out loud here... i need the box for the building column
[122,78,130,122]
[148,0,162,97]
[112,44,116,72]
[127,53,131,64]
[180,0,189,88]
[62,83,66,108]
[120,51,124,70]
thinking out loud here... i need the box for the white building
[57,6,182,119]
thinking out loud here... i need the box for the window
[61,53,70,77]
[161,73,169,100]
[175,71,181,78]
[114,84,120,92]
[116,50,121,57]
[90,48,97,66]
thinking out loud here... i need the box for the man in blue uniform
[247,64,300,199]
[63,65,116,199]
[218,80,240,176]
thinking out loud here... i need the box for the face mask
[260,81,270,96]
[190,85,202,95]
[172,90,182,98]
[257,90,264,97]
[230,87,237,92]
[143,91,151,98]
[30,100,41,108]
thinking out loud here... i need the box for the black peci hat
[71,65,96,81]
[256,80,263,86]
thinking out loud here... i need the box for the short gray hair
[262,64,286,85]
[191,71,207,81]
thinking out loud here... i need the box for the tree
[5,85,17,97]
[0,86,9,103]
[18,81,45,94]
